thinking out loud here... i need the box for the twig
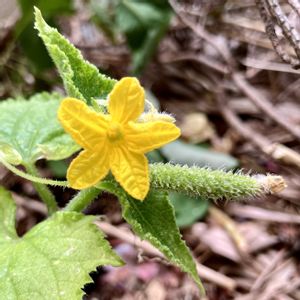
[12,192,47,215]
[97,221,237,291]
[255,0,300,67]
[287,0,300,18]
[251,249,286,291]
[160,53,229,74]
[171,0,300,142]
[242,57,300,74]
[216,89,300,169]
[228,204,300,223]
[232,73,300,141]
[275,77,300,102]
[169,0,234,67]
[266,0,300,67]
[217,89,274,150]
[209,206,249,255]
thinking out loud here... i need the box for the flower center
[107,122,123,143]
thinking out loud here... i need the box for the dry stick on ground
[163,62,300,167]
[255,0,300,67]
[275,76,300,102]
[12,192,47,215]
[169,0,235,68]
[96,221,237,291]
[266,0,300,66]
[288,0,300,18]
[251,249,286,291]
[160,53,229,75]
[170,0,300,143]
[209,206,249,256]
[232,72,300,142]
[228,203,300,223]
[216,89,300,169]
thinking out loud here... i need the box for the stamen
[107,122,123,142]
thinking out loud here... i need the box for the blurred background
[1,0,300,299]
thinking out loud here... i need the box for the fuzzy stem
[24,164,58,215]
[1,154,284,212]
[64,187,101,212]
[150,163,262,201]
[66,164,283,213]
[0,157,68,187]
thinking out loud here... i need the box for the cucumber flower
[58,77,180,200]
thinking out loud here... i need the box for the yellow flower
[58,77,180,200]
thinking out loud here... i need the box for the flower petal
[110,146,149,200]
[58,98,108,150]
[67,147,109,189]
[125,121,181,153]
[108,77,145,123]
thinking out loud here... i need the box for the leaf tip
[33,6,48,34]
[33,6,41,21]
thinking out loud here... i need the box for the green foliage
[16,0,73,72]
[100,181,205,294]
[169,192,209,228]
[0,188,123,300]
[92,0,172,74]
[0,142,22,165]
[34,8,116,103]
[47,160,68,178]
[91,0,120,41]
[146,150,165,163]
[161,140,238,170]
[0,92,79,165]
[117,0,172,74]
[150,163,261,200]
[0,187,18,242]
[0,9,268,299]
[18,0,73,17]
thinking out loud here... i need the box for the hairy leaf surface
[0,187,18,242]
[0,188,123,300]
[34,8,116,103]
[100,181,204,294]
[0,92,79,165]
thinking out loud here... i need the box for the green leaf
[161,140,238,170]
[100,181,204,294]
[0,195,123,300]
[169,192,209,228]
[34,8,116,103]
[0,187,18,242]
[0,142,23,165]
[0,92,80,165]
[115,0,172,74]
[38,133,80,161]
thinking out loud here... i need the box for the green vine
[24,163,58,215]
[1,157,267,212]
[0,157,69,187]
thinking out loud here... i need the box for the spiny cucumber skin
[150,163,261,201]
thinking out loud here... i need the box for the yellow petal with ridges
[67,147,110,189]
[58,98,109,150]
[108,77,145,124]
[125,121,181,153]
[110,146,149,200]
